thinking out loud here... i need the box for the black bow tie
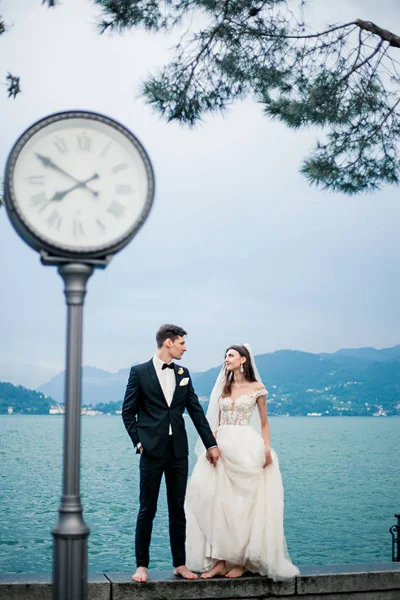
[162,362,175,370]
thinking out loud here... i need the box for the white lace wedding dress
[185,389,299,581]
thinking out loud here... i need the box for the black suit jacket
[122,360,216,459]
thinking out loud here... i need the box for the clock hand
[35,152,80,182]
[35,153,98,197]
[50,174,100,202]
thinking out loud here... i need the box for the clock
[4,111,155,259]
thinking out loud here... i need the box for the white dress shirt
[153,354,175,435]
[138,356,216,452]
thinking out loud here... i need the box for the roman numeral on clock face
[115,184,131,195]
[100,142,111,158]
[46,210,62,230]
[73,220,84,238]
[107,201,126,218]
[54,136,68,154]
[25,176,44,185]
[96,218,106,233]
[77,133,91,152]
[30,192,48,210]
[112,163,127,173]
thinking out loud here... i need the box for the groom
[122,324,220,582]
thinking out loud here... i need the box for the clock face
[5,112,155,257]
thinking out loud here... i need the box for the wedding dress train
[185,389,299,581]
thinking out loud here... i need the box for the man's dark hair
[156,324,187,348]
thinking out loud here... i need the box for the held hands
[264,448,272,468]
[206,447,220,467]
[138,444,220,462]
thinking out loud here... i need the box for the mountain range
[33,345,400,417]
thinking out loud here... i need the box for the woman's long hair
[221,344,257,398]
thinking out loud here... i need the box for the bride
[185,344,299,581]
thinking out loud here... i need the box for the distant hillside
[321,345,400,363]
[192,347,400,416]
[34,345,400,417]
[0,382,56,414]
[39,366,131,405]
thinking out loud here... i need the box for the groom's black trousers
[136,438,188,568]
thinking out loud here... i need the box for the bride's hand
[264,449,272,468]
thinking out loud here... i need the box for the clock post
[4,111,155,600]
[51,261,94,600]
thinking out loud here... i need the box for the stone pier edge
[0,562,399,599]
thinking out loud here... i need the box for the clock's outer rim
[4,110,155,259]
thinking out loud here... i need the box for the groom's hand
[206,447,220,467]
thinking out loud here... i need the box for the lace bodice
[219,388,267,426]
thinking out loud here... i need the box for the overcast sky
[0,0,399,388]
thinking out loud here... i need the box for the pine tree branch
[281,21,358,40]
[339,38,384,83]
[363,97,400,143]
[236,18,400,50]
[355,19,400,48]
[238,20,358,40]
[2,1,58,100]
[6,73,21,98]
[350,27,364,74]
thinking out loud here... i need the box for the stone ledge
[297,562,400,595]
[105,563,400,600]
[105,570,295,600]
[0,573,109,600]
[0,563,399,600]
[290,593,400,600]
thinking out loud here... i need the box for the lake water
[0,415,399,574]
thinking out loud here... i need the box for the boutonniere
[177,367,184,375]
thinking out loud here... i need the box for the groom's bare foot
[225,566,247,578]
[132,567,148,583]
[174,565,198,580]
[201,561,227,579]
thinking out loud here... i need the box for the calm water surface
[1,415,399,573]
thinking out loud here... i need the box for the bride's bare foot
[200,561,227,579]
[225,565,247,578]
[132,567,148,583]
[174,565,198,580]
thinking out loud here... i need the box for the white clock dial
[5,112,154,257]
